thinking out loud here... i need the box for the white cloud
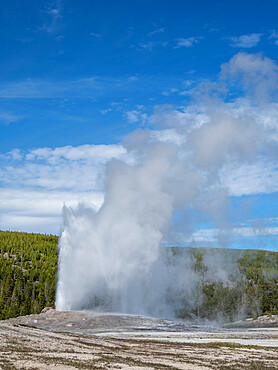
[174,37,202,48]
[3,149,23,160]
[0,188,103,235]
[151,129,184,145]
[149,94,278,196]
[220,52,278,100]
[2,53,278,238]
[150,104,208,129]
[221,160,278,196]
[220,52,275,77]
[229,33,262,48]
[189,225,278,242]
[0,144,128,192]
[0,144,129,234]
[167,222,278,246]
[27,144,126,163]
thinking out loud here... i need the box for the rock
[41,307,55,314]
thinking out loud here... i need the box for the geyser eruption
[56,141,176,314]
[56,53,278,317]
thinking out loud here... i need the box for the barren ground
[0,309,278,369]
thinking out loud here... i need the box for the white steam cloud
[56,53,278,317]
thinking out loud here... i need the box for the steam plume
[56,53,278,316]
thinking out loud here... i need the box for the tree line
[169,247,278,321]
[0,230,277,322]
[0,230,58,319]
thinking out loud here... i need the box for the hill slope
[0,230,58,319]
[0,230,278,321]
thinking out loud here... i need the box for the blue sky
[1,0,278,250]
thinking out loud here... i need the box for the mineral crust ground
[0,309,278,369]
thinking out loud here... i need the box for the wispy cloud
[187,225,278,243]
[139,27,168,50]
[162,88,179,96]
[148,27,165,37]
[128,76,139,82]
[39,0,63,34]
[0,144,128,191]
[0,110,23,125]
[174,37,202,48]
[0,75,181,100]
[139,40,168,50]
[229,33,262,48]
[0,77,115,99]
[269,30,278,45]
[90,32,102,39]
[56,35,64,41]
[124,110,148,124]
[100,108,112,115]
[221,160,278,196]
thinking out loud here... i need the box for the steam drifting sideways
[56,53,278,317]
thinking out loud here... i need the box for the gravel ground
[0,310,277,369]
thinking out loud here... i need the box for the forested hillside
[169,247,278,321]
[0,230,58,319]
[0,230,277,322]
